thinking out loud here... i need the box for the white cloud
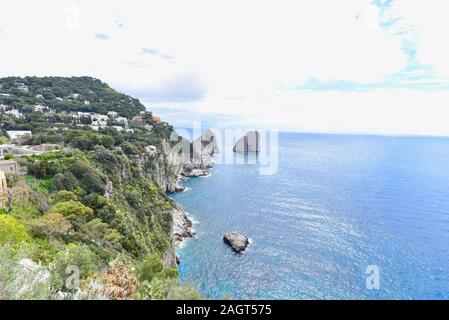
[158,89,449,136]
[0,0,405,93]
[0,0,448,135]
[388,1,449,77]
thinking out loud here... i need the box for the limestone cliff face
[146,129,219,191]
[137,129,218,263]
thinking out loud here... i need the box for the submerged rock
[223,232,249,252]
[233,131,260,153]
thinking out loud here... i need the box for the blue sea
[172,132,449,299]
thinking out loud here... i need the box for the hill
[0,76,145,117]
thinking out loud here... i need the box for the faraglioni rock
[223,232,249,252]
[233,131,260,153]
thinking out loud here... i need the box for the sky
[1,0,449,135]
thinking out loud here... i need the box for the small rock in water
[223,232,249,252]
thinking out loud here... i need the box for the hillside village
[0,77,208,300]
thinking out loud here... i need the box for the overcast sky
[1,0,449,135]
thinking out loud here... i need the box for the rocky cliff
[233,130,260,152]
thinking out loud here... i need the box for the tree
[51,244,102,283]
[47,200,93,220]
[30,212,71,240]
[0,215,31,244]
[51,190,78,204]
[139,256,164,282]
[80,116,92,125]
[69,160,106,194]
[52,172,79,192]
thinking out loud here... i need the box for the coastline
[169,129,217,248]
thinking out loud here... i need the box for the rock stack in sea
[233,130,260,153]
[223,232,250,252]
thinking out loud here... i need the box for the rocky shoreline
[171,204,196,246]
[168,129,218,247]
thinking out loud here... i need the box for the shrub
[47,200,93,220]
[139,256,163,282]
[0,243,52,299]
[69,160,106,194]
[50,244,102,288]
[52,172,79,192]
[97,259,139,300]
[51,190,78,204]
[81,218,121,244]
[134,278,167,300]
[29,212,71,240]
[0,215,31,245]
[167,283,203,300]
[158,268,179,280]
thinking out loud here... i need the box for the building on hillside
[152,115,161,123]
[5,109,24,118]
[132,115,144,122]
[0,144,42,158]
[6,130,32,140]
[0,160,19,174]
[116,117,128,125]
[16,83,29,92]
[108,111,118,118]
[34,105,49,112]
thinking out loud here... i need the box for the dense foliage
[0,77,202,300]
[0,76,145,117]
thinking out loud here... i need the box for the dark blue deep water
[172,133,449,299]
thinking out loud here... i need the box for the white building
[91,113,109,126]
[5,109,23,118]
[34,105,48,112]
[107,111,118,118]
[70,111,91,119]
[116,117,128,125]
[16,83,29,92]
[7,131,32,140]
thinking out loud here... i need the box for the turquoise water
[172,133,449,299]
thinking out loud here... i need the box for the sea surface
[171,132,449,299]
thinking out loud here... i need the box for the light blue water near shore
[172,133,449,299]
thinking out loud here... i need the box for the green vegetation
[0,215,31,245]
[0,76,145,117]
[0,76,203,300]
